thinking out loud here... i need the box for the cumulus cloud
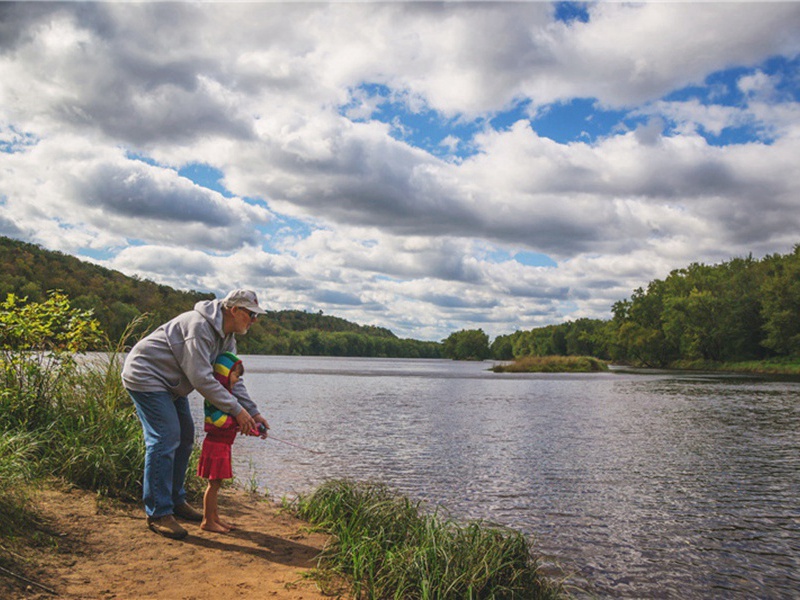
[0,135,271,251]
[107,244,297,298]
[537,2,800,108]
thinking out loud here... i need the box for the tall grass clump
[0,431,41,545]
[49,341,146,500]
[295,479,563,599]
[493,356,608,373]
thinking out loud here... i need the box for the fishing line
[268,434,325,454]
[257,424,324,454]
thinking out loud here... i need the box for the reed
[671,357,800,375]
[295,479,563,599]
[48,357,144,499]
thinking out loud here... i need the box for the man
[122,289,270,539]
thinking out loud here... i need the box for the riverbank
[670,357,800,376]
[491,354,800,376]
[3,480,564,600]
[0,323,562,599]
[1,483,331,600]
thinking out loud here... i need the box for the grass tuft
[294,479,563,599]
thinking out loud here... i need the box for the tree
[490,334,514,360]
[760,246,800,356]
[0,291,104,429]
[442,329,490,360]
[611,284,676,367]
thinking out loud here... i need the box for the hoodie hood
[212,351,242,391]
[194,299,226,338]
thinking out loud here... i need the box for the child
[197,351,254,533]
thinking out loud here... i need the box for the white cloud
[738,70,778,100]
[0,134,272,252]
[539,2,800,108]
[107,244,297,299]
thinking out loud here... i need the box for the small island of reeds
[492,355,609,373]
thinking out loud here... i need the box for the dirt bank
[1,485,335,600]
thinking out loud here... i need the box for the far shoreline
[489,355,800,377]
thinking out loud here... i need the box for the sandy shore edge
[2,485,336,600]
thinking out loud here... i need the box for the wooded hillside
[490,245,800,367]
[0,236,441,358]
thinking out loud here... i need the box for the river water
[190,355,800,599]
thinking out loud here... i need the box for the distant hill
[0,236,215,342]
[0,236,441,357]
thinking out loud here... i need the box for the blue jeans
[127,389,195,518]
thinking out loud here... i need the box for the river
[190,355,800,599]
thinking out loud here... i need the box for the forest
[2,235,798,366]
[486,245,800,367]
[0,236,441,358]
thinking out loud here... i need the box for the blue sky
[1,2,799,341]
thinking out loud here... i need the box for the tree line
[452,245,799,366]
[4,235,798,364]
[0,236,441,358]
[0,236,213,342]
[608,246,800,366]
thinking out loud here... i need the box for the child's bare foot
[217,518,235,530]
[201,519,231,533]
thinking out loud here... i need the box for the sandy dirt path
[2,485,339,600]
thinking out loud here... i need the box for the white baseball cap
[221,289,267,315]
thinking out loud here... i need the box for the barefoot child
[197,352,259,532]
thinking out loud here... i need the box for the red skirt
[197,427,237,480]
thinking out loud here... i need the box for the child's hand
[254,415,270,439]
[247,422,269,437]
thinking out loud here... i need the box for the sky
[1,1,799,342]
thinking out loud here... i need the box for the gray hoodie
[121,299,258,417]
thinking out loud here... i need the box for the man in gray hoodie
[122,289,270,539]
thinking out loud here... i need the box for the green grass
[492,356,608,374]
[0,350,148,502]
[0,431,40,544]
[294,479,563,599]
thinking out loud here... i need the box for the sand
[2,485,338,600]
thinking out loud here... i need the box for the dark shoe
[147,515,187,540]
[174,502,203,522]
